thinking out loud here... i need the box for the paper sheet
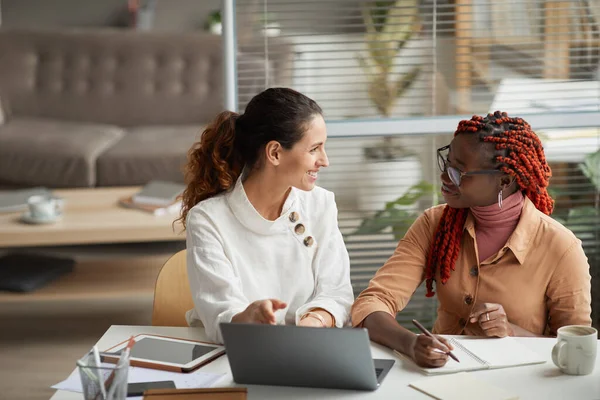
[409,372,520,400]
[51,362,225,399]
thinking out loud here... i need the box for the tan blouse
[351,197,592,336]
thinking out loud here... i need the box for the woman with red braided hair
[351,111,592,368]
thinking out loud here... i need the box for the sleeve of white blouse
[295,192,354,327]
[186,210,249,343]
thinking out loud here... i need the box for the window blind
[233,0,600,330]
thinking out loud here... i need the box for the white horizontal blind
[234,0,600,330]
[320,133,445,331]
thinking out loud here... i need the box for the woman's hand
[232,299,287,324]
[469,303,514,337]
[408,334,454,368]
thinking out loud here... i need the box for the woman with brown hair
[179,88,353,343]
[351,111,592,367]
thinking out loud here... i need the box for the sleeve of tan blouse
[545,239,592,335]
[351,210,435,327]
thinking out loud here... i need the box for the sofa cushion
[0,118,124,187]
[0,29,223,126]
[96,126,200,187]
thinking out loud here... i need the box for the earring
[498,188,503,209]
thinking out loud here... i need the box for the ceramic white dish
[19,211,63,225]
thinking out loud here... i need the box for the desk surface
[50,325,600,400]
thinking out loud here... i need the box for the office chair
[152,249,195,326]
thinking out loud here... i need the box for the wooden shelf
[0,256,167,303]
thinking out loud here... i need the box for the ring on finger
[486,312,490,321]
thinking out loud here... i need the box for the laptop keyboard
[375,368,383,378]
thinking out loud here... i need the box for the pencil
[412,319,460,363]
[104,336,136,399]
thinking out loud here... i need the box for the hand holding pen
[411,319,459,368]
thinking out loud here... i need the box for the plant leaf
[395,66,421,98]
[352,180,434,236]
[578,150,600,191]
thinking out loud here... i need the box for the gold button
[289,212,299,223]
[294,224,305,235]
[303,236,314,247]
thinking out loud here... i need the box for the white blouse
[185,176,354,343]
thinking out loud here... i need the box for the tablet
[103,334,225,373]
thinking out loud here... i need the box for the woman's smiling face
[277,114,329,191]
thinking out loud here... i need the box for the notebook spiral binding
[449,338,490,367]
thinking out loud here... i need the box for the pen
[412,319,460,363]
[105,336,136,400]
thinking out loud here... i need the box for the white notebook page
[394,345,485,375]
[395,337,545,375]
[415,338,486,375]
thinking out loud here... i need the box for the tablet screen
[119,337,217,365]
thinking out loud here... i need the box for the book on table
[132,181,185,207]
[395,336,546,375]
[118,196,181,216]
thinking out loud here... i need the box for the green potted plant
[355,0,424,211]
[204,10,222,35]
[553,150,600,233]
[554,150,600,283]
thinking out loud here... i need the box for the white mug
[552,325,597,375]
[27,195,64,220]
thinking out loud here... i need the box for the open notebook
[395,337,545,375]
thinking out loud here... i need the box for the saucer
[19,211,63,225]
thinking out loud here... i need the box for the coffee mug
[552,325,597,375]
[27,195,64,220]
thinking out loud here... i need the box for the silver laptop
[220,323,395,391]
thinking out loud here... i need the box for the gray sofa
[0,28,285,188]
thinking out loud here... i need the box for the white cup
[552,325,597,375]
[27,195,64,220]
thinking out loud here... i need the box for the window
[232,0,600,330]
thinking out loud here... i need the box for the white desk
[50,325,600,400]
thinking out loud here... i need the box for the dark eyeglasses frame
[437,145,503,187]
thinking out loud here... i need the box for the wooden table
[0,187,184,302]
[50,325,600,400]
[0,187,184,248]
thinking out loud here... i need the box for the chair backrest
[152,249,194,327]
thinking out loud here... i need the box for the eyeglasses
[437,145,502,187]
